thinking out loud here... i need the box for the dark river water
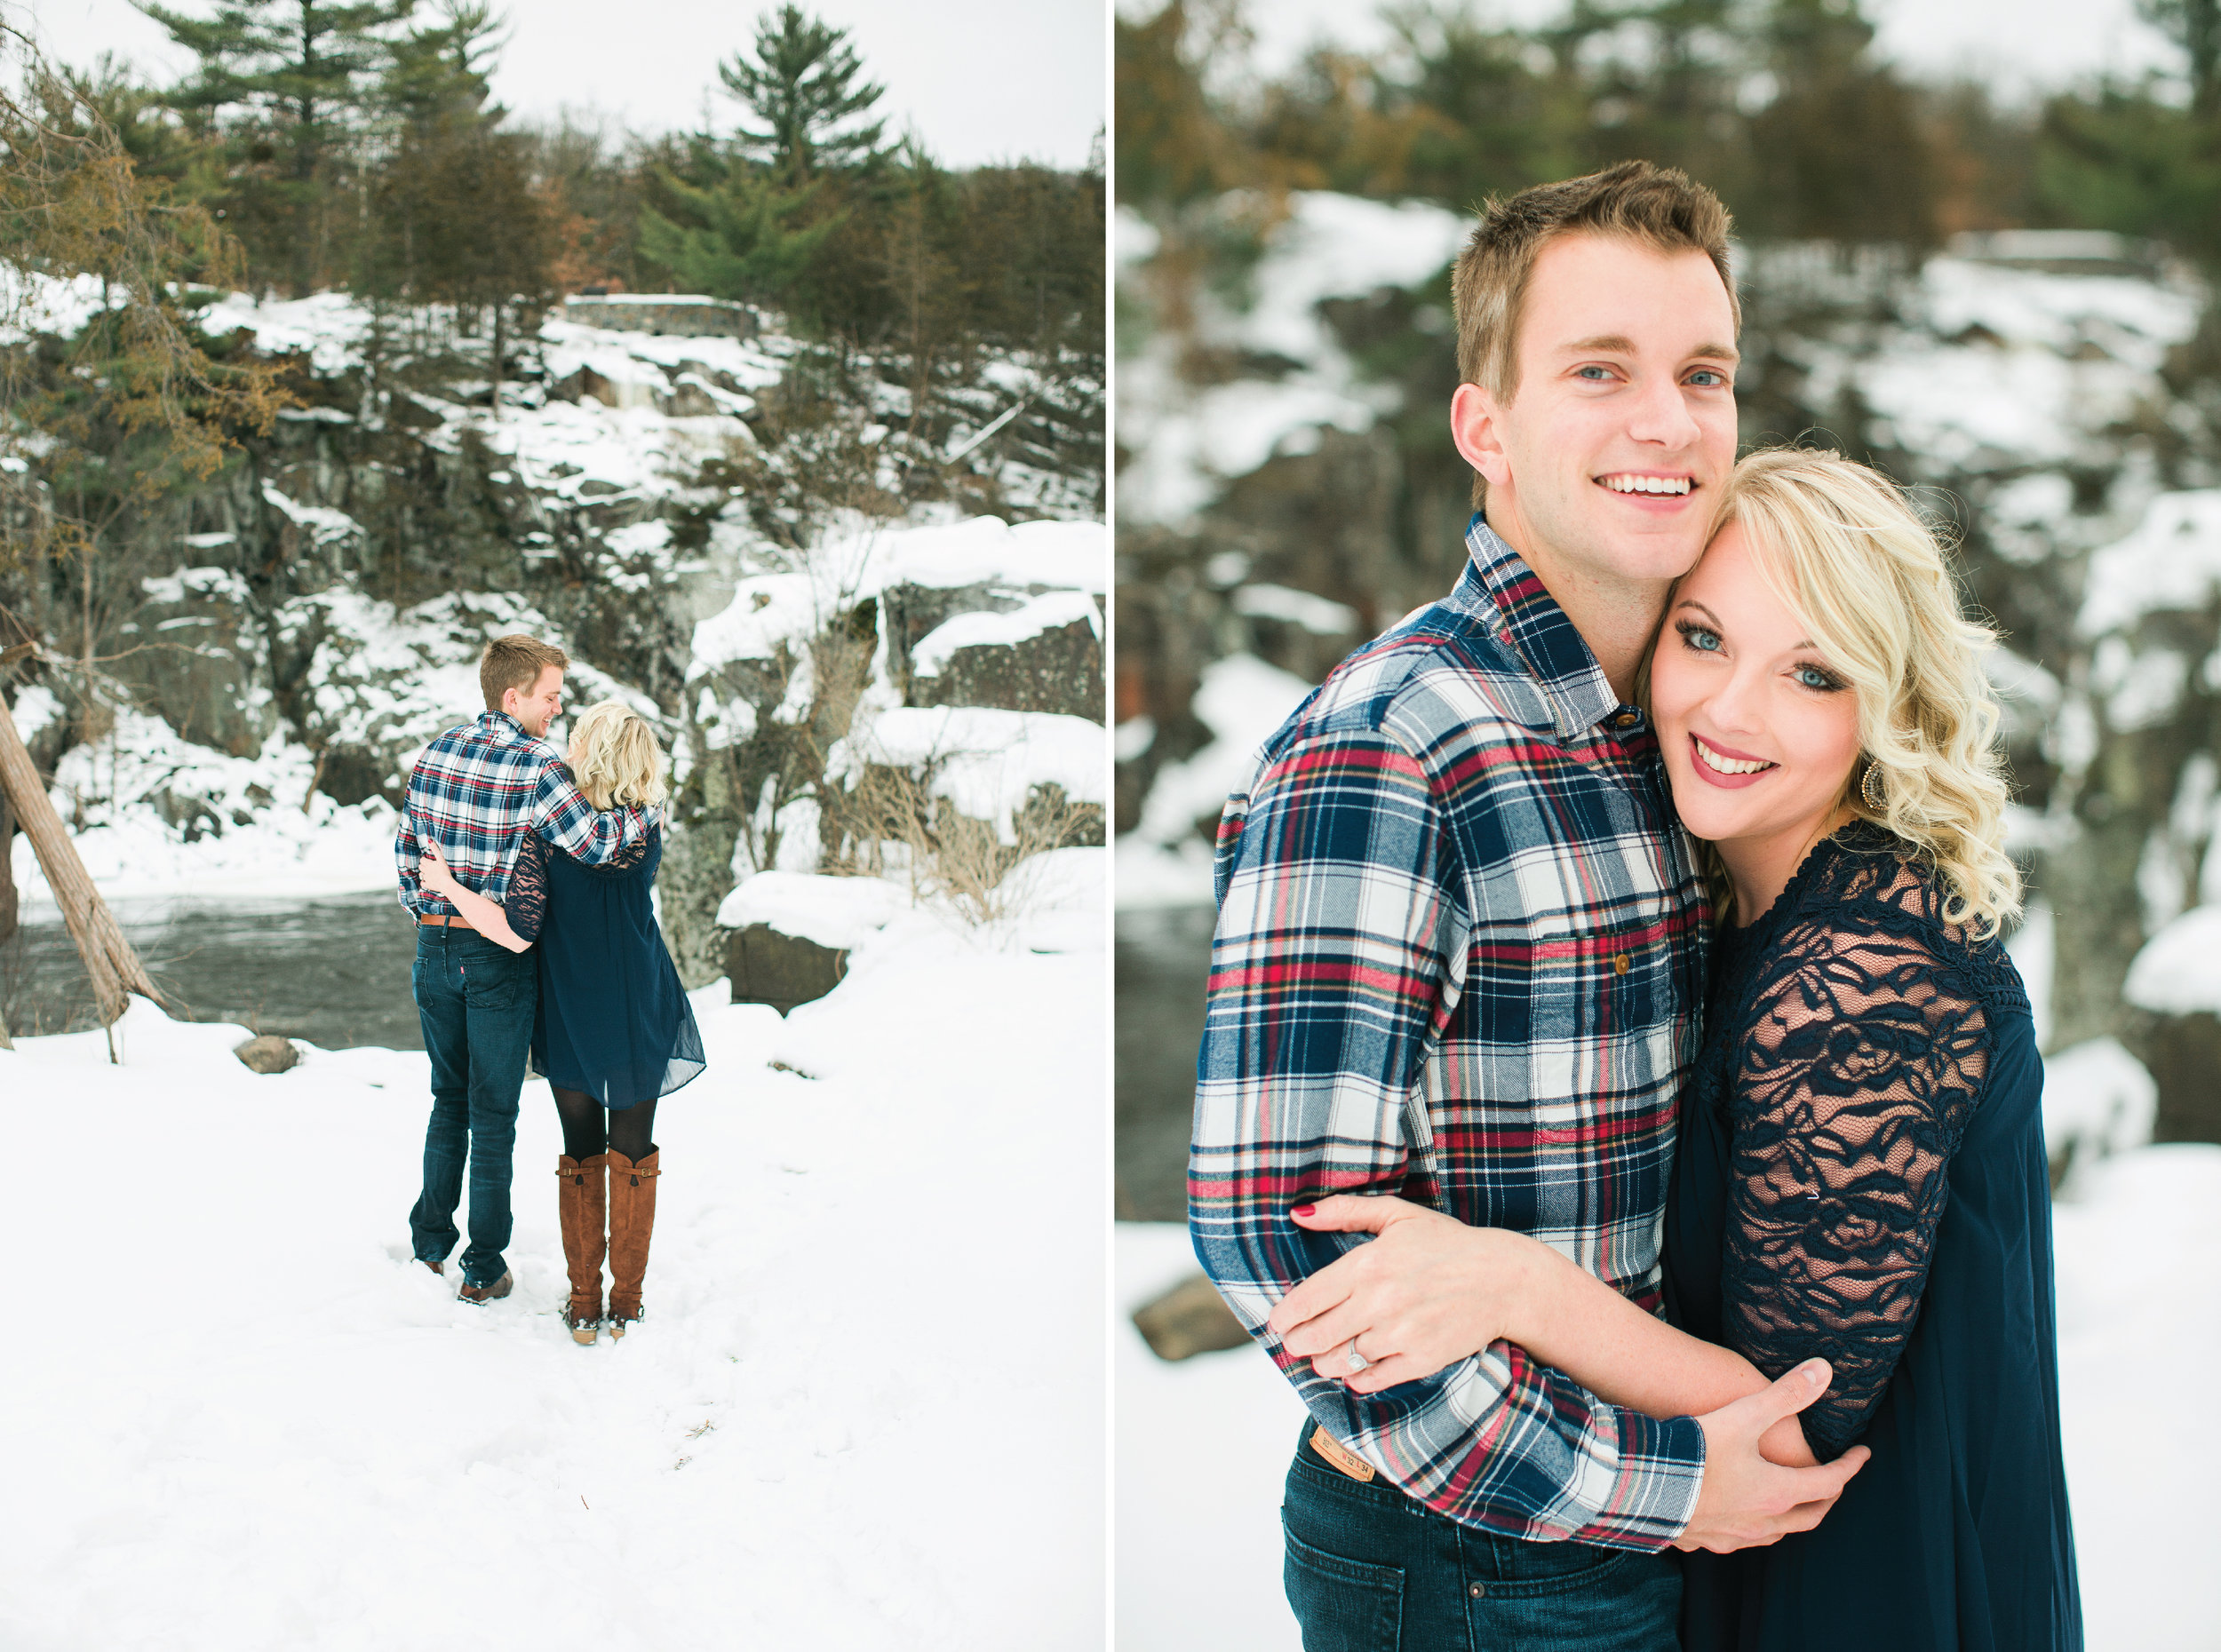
[7,892,425,1050]
[1115,903,1214,1221]
[17,897,1212,1203]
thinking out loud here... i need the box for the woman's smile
[1688,731,1779,786]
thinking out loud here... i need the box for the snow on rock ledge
[2123,905,2221,1014]
[2123,906,2221,1146]
[715,872,910,950]
[831,707,1104,841]
[2042,1037,2157,1180]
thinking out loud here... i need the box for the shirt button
[1469,1583,1487,1598]
[1612,953,1631,975]
[1614,711,1639,729]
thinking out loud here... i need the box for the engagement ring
[1345,1338,1369,1373]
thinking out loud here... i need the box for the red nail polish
[1292,1203,1317,1218]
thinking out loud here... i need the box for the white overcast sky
[18,0,1107,168]
[1114,0,2177,100]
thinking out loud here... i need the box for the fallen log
[0,681,164,1030]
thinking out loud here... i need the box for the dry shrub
[828,760,1101,925]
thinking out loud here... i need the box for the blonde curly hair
[1692,447,2020,936]
[567,700,668,813]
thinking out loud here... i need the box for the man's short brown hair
[480,634,569,711]
[1452,160,1739,407]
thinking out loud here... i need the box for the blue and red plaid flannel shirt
[394,711,646,919]
[1190,518,1713,1552]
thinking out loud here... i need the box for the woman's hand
[418,838,458,895]
[1264,1195,1548,1395]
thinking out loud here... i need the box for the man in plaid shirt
[397,634,644,1300]
[1190,164,1867,1646]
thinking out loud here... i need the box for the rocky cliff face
[4,292,1104,971]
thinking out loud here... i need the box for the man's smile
[1596,472,1695,496]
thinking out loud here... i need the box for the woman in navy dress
[419,700,704,1345]
[1269,449,2079,1650]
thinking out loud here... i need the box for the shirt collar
[479,710,529,740]
[1447,514,1624,742]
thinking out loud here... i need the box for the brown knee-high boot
[556,1153,609,1344]
[606,1148,659,1337]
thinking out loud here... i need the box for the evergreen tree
[132,0,411,294]
[2138,0,2221,117]
[364,4,554,380]
[716,4,887,183]
[380,0,498,127]
[635,165,841,310]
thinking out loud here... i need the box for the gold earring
[1860,761,1886,813]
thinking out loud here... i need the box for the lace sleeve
[505,829,548,944]
[1721,913,1988,1460]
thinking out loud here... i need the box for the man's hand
[1264,1195,1540,1394]
[1676,1361,1868,1553]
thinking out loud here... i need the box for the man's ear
[1450,381,1513,495]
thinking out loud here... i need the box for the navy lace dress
[505,819,705,1108]
[1662,823,2080,1651]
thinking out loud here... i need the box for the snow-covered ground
[1117,1141,2221,1652]
[0,874,1107,1650]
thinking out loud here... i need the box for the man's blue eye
[1688,369,1727,386]
[1576,365,1612,379]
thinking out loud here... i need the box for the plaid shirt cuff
[1568,1408,1707,1552]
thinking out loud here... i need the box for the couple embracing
[1191,163,2080,1649]
[397,634,705,1344]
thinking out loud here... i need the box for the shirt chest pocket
[1593,925,1671,1039]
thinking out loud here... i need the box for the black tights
[553,1085,657,1164]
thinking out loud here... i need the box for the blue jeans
[1283,1421,1682,1652]
[407,926,537,1288]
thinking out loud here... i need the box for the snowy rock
[1134,654,1315,851]
[234,1033,301,1075]
[2123,906,2221,1145]
[1131,1272,1251,1362]
[275,588,653,806]
[715,871,908,949]
[559,293,758,340]
[723,925,849,1016]
[1118,193,1470,528]
[115,567,278,759]
[2123,905,2221,1015]
[829,706,1106,846]
[2042,1037,2156,1183]
[2078,491,2221,638]
[715,873,910,1015]
[903,588,1103,720]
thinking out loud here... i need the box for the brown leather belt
[418,912,475,932]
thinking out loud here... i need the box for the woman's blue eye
[1795,664,1841,691]
[1676,621,1721,652]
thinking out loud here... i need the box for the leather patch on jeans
[1310,1426,1376,1483]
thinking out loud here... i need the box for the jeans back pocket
[1283,1520,1405,1651]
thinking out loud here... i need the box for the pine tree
[716,4,887,183]
[364,3,553,385]
[132,0,410,294]
[636,166,842,310]
[2138,0,2221,119]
